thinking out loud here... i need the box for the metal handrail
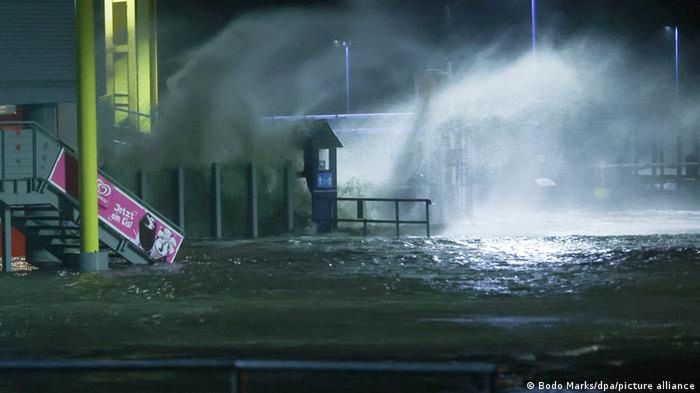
[263,112,415,121]
[594,161,700,169]
[333,197,431,237]
[0,121,183,235]
[0,358,496,393]
[114,107,152,118]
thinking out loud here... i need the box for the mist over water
[119,4,700,233]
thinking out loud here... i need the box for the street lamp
[334,40,351,113]
[531,0,536,53]
[665,25,679,96]
[664,26,682,180]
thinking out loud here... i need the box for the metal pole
[211,163,222,239]
[31,128,37,191]
[176,166,185,230]
[137,169,147,200]
[660,139,665,177]
[677,135,682,186]
[1,128,5,193]
[345,42,350,113]
[531,0,536,53]
[283,162,294,233]
[2,205,11,272]
[395,200,400,237]
[425,201,430,238]
[675,26,679,97]
[228,369,239,393]
[248,163,258,238]
[76,0,100,256]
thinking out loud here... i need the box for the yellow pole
[76,0,100,254]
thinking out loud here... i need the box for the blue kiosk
[299,121,343,233]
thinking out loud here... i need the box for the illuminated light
[104,0,158,133]
[0,105,17,115]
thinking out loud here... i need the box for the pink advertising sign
[48,149,183,263]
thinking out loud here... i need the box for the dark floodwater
[1,212,700,391]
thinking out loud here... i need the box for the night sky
[157,0,700,111]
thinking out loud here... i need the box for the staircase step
[48,240,80,246]
[13,215,64,221]
[11,205,56,211]
[39,233,80,240]
[23,224,79,230]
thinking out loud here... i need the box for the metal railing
[334,197,432,237]
[0,121,182,235]
[0,358,496,393]
[0,121,44,192]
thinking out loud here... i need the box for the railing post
[425,201,431,238]
[395,200,400,237]
[248,163,258,238]
[31,127,37,191]
[1,126,5,192]
[660,138,665,177]
[211,163,222,239]
[359,199,367,236]
[176,166,185,230]
[228,369,240,393]
[676,135,682,187]
[283,162,294,233]
[651,139,657,178]
[137,169,147,200]
[2,205,11,272]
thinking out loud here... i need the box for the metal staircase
[0,121,184,270]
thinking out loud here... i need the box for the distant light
[664,26,673,31]
[535,178,556,188]
[0,104,17,115]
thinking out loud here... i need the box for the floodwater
[0,210,699,392]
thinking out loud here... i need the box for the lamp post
[664,26,682,180]
[531,0,537,53]
[334,40,351,113]
[665,25,679,96]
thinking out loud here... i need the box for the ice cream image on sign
[151,227,177,260]
[139,213,157,251]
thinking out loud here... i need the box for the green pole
[76,0,100,254]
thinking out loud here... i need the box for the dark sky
[158,0,700,49]
[156,0,700,110]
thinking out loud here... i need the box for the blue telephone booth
[299,121,343,233]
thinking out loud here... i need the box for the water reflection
[0,215,698,384]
